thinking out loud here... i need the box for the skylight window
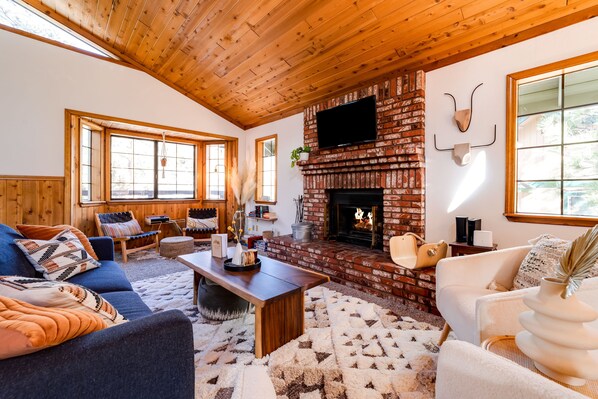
[0,0,114,58]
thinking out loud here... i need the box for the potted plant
[290,145,311,167]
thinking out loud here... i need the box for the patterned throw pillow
[14,230,101,281]
[512,234,598,289]
[187,217,218,230]
[0,295,106,360]
[0,276,126,326]
[16,224,99,260]
[100,219,143,238]
[512,235,570,290]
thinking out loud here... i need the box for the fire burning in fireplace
[353,208,373,232]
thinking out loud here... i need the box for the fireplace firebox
[326,189,383,249]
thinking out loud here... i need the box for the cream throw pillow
[512,234,598,290]
[512,235,570,290]
[0,276,126,327]
[187,216,218,230]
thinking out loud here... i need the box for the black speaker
[467,218,481,245]
[455,216,468,243]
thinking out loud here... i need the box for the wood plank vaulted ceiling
[22,0,598,129]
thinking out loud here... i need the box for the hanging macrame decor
[160,132,167,178]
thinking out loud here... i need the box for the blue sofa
[0,224,195,399]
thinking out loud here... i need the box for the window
[205,143,226,200]
[80,126,92,202]
[80,124,102,203]
[110,134,195,200]
[255,135,277,203]
[0,0,113,57]
[506,53,598,226]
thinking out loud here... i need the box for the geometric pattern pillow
[187,217,218,230]
[0,276,126,327]
[0,295,106,360]
[16,224,99,260]
[100,219,143,238]
[13,230,101,281]
[512,234,571,290]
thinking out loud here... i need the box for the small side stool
[160,236,194,258]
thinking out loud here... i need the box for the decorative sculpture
[444,83,483,132]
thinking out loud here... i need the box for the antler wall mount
[435,82,496,166]
[444,83,483,132]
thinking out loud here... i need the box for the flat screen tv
[316,95,377,149]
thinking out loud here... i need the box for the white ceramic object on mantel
[299,152,309,161]
[516,277,598,386]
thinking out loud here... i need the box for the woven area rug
[117,242,211,282]
[132,270,441,399]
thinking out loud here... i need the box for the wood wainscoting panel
[0,176,65,229]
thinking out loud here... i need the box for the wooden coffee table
[177,249,329,358]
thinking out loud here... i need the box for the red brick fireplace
[302,71,425,251]
[267,71,437,314]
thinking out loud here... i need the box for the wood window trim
[106,129,199,201]
[203,141,227,201]
[255,134,278,205]
[63,110,239,229]
[505,50,598,227]
[79,124,104,205]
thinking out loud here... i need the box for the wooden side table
[449,241,497,256]
[483,336,598,398]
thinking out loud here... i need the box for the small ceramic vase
[516,277,598,386]
[232,242,243,265]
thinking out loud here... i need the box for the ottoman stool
[160,236,194,258]
[197,277,250,320]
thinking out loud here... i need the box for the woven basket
[160,236,194,258]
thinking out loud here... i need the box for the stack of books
[254,240,268,254]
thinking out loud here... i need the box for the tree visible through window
[507,56,598,224]
[80,125,92,202]
[255,135,277,203]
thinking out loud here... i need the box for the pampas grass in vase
[230,159,256,261]
[515,224,598,386]
[231,159,256,208]
[556,224,598,298]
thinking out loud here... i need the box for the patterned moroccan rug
[132,270,441,399]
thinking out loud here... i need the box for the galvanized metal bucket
[291,222,313,242]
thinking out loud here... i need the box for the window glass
[158,142,195,199]
[518,76,561,116]
[0,0,112,57]
[80,126,92,202]
[111,135,195,200]
[256,136,277,203]
[512,63,598,219]
[564,67,598,108]
[205,143,225,200]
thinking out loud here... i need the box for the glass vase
[232,205,246,241]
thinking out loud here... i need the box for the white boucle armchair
[436,245,532,345]
[436,244,598,345]
[436,341,588,399]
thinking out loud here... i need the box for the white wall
[244,113,304,236]
[425,17,598,248]
[0,29,244,176]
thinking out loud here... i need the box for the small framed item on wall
[211,234,228,258]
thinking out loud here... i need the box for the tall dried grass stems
[231,159,256,206]
[557,225,598,299]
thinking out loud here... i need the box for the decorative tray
[223,258,261,272]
